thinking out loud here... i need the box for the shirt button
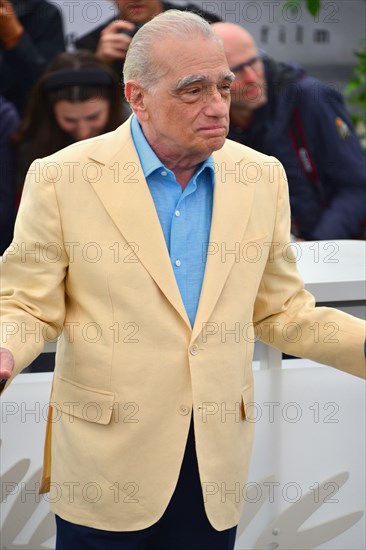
[175,259,181,267]
[190,344,199,356]
[178,405,191,416]
[175,210,180,217]
[161,170,167,176]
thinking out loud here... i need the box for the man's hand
[0,347,15,381]
[0,0,24,49]
[96,20,137,63]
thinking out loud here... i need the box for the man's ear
[125,81,149,121]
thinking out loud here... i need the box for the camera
[119,24,143,38]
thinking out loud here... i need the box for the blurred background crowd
[1,0,365,254]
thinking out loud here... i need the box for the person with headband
[13,50,129,184]
[0,10,365,550]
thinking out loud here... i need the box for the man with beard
[213,22,366,241]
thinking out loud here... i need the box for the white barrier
[1,362,365,549]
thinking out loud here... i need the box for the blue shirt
[131,115,215,327]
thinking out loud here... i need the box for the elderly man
[213,22,366,241]
[0,10,365,550]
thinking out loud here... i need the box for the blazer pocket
[52,376,116,425]
[241,386,254,421]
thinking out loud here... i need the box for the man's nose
[204,88,229,117]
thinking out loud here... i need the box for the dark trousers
[55,420,237,549]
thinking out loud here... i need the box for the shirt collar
[130,115,215,185]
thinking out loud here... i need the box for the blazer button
[178,405,191,416]
[190,344,199,356]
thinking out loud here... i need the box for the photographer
[76,0,220,78]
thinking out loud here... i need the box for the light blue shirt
[131,115,215,327]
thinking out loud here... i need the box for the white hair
[123,9,222,94]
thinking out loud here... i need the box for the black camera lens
[119,24,142,38]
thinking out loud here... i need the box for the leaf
[306,0,321,16]
[344,80,362,95]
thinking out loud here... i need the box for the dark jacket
[0,96,19,254]
[229,58,366,240]
[75,1,221,80]
[0,0,65,115]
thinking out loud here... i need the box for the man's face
[222,36,267,112]
[115,0,163,24]
[127,37,233,166]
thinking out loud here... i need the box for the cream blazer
[1,119,365,532]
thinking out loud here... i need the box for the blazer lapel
[86,121,191,330]
[191,147,256,343]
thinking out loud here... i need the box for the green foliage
[283,0,320,16]
[344,46,366,149]
[282,0,366,148]
[306,0,321,16]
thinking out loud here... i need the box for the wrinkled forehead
[153,36,230,81]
